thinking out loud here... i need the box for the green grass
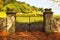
[53,14,60,19]
[16,17,43,23]
[0,12,43,23]
[16,12,43,17]
[16,12,43,23]
[0,12,6,18]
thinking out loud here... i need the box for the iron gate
[16,16,43,32]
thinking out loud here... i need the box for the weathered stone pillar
[6,11,16,35]
[43,8,53,34]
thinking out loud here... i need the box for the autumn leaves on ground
[0,31,60,40]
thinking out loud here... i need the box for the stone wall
[0,18,6,31]
[52,18,60,32]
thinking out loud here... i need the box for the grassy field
[0,12,43,23]
[16,17,43,23]
[53,14,60,18]
[0,12,7,18]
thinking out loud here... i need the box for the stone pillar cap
[6,11,16,14]
[43,8,53,14]
[45,8,51,12]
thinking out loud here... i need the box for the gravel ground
[0,32,60,40]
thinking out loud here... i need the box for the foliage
[0,12,6,18]
[31,6,39,11]
[5,0,16,4]
[0,0,4,8]
[39,8,44,12]
[0,0,44,13]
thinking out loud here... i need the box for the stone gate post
[6,11,16,35]
[43,8,53,34]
